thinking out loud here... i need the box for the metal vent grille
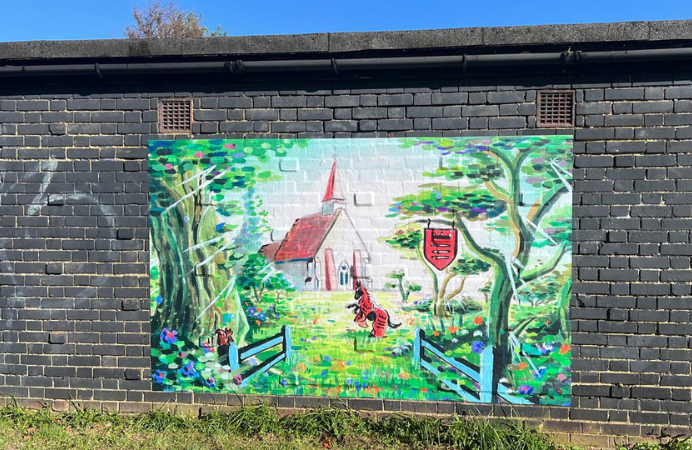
[159,98,192,133]
[537,90,575,127]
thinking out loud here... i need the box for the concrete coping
[1,20,692,62]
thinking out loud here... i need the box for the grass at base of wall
[0,402,562,450]
[1,402,689,450]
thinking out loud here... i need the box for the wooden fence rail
[413,327,530,404]
[201,325,292,388]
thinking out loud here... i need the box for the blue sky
[0,0,691,42]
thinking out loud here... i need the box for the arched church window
[338,261,350,286]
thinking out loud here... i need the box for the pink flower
[164,163,173,169]
[193,151,204,158]
[557,373,566,382]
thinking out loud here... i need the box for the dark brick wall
[2,72,692,447]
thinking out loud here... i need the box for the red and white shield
[424,228,458,270]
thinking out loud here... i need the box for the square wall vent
[159,98,192,134]
[537,90,575,128]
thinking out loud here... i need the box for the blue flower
[533,367,546,380]
[518,385,533,395]
[471,341,484,354]
[247,306,256,316]
[205,377,216,388]
[346,378,353,386]
[346,361,352,366]
[311,336,316,341]
[280,379,289,387]
[300,338,306,342]
[216,223,226,232]
[320,370,327,377]
[324,356,331,362]
[152,370,166,384]
[540,343,555,356]
[160,328,178,345]
[257,312,266,321]
[180,361,197,378]
[155,295,163,305]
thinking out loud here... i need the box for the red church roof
[272,210,341,262]
[322,159,344,202]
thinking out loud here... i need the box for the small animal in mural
[214,328,234,364]
[347,282,401,338]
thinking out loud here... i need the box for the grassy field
[153,288,571,405]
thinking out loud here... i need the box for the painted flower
[473,316,484,325]
[346,378,353,386]
[160,328,178,345]
[533,367,547,380]
[557,373,567,382]
[180,361,197,378]
[448,326,458,334]
[232,375,243,385]
[280,379,289,387]
[320,370,328,377]
[559,344,571,355]
[257,312,266,321]
[205,377,217,388]
[518,385,533,395]
[155,295,163,305]
[152,370,166,384]
[539,343,555,356]
[201,342,214,354]
[471,341,485,354]
[247,306,256,316]
[421,387,428,393]
[324,356,331,362]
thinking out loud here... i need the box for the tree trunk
[487,262,514,400]
[397,278,407,302]
[150,172,249,341]
[556,278,572,340]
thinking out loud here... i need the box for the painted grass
[153,289,571,405]
[0,403,564,450]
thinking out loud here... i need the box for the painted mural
[148,137,573,405]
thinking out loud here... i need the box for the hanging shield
[424,228,458,270]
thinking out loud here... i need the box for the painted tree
[385,225,490,317]
[236,253,293,304]
[149,139,307,343]
[384,270,421,302]
[388,136,572,398]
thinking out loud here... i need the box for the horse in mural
[347,282,401,338]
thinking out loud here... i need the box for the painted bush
[149,137,572,405]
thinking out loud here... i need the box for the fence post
[479,345,493,403]
[282,325,292,361]
[228,342,239,371]
[413,328,422,369]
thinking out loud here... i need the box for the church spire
[321,156,345,215]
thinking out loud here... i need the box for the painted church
[260,160,371,291]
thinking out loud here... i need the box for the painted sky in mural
[148,137,573,405]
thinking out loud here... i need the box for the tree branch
[453,213,504,267]
[445,276,467,300]
[527,184,568,224]
[520,242,569,283]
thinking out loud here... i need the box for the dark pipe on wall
[1,47,692,78]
